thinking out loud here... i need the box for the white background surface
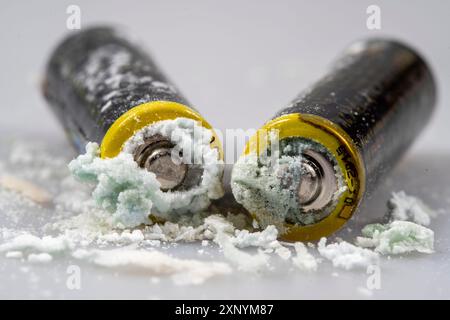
[0,0,449,299]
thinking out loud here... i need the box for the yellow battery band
[100,101,223,160]
[243,113,366,241]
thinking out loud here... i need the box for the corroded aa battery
[232,39,436,241]
[43,27,222,192]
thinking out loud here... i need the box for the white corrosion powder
[354,191,435,255]
[318,237,379,270]
[0,138,440,286]
[231,140,346,232]
[69,118,224,228]
[231,153,301,232]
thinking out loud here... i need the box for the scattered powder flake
[0,175,52,205]
[28,253,53,264]
[97,229,145,246]
[388,191,434,226]
[232,225,278,248]
[292,242,318,272]
[318,237,379,270]
[356,221,434,255]
[214,232,270,273]
[231,225,291,260]
[72,247,231,285]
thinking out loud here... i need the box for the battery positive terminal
[133,134,205,192]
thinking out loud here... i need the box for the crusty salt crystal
[318,237,379,270]
[356,220,434,255]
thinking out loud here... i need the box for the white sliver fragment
[0,175,52,205]
[356,221,434,255]
[388,191,434,226]
[96,229,145,246]
[292,242,318,272]
[100,100,113,113]
[318,237,379,270]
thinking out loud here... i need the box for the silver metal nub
[297,149,338,212]
[133,134,188,191]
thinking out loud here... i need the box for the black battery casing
[275,39,436,192]
[43,27,191,152]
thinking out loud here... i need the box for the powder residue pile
[69,118,224,229]
[355,191,435,255]
[0,140,440,288]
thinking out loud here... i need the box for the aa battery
[43,26,222,192]
[236,39,436,241]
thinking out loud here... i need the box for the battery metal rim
[242,113,366,242]
[100,100,223,160]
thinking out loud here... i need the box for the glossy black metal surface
[275,39,436,191]
[43,27,190,152]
